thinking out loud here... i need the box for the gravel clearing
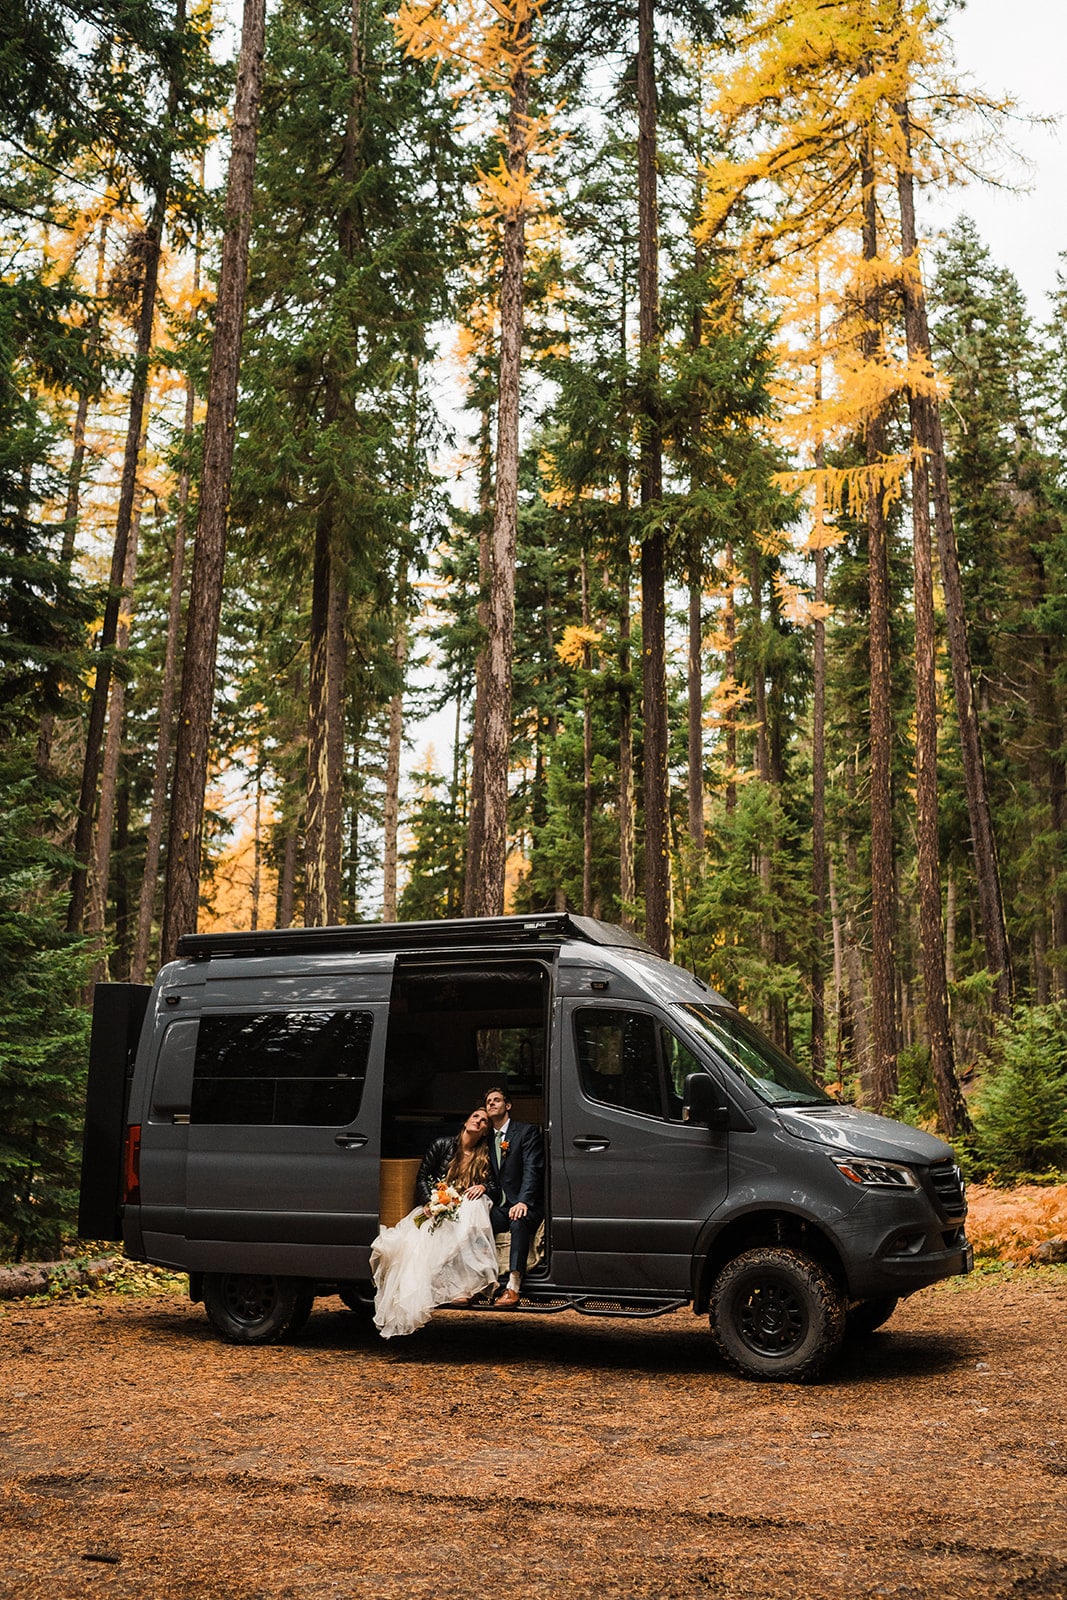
[1,1270,1065,1599]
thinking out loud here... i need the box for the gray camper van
[80,913,971,1380]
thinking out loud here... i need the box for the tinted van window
[191,1010,372,1125]
[575,1008,662,1118]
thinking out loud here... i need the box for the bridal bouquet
[415,1180,464,1232]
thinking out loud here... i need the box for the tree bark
[67,195,167,932]
[381,617,407,922]
[893,106,1013,1016]
[87,441,145,982]
[305,0,366,929]
[723,542,737,815]
[37,224,107,776]
[617,285,635,928]
[468,19,531,916]
[304,453,347,927]
[687,568,704,866]
[618,551,635,926]
[277,827,297,929]
[894,109,970,1135]
[860,103,897,1110]
[844,772,872,1096]
[637,0,671,957]
[809,268,827,1081]
[160,0,266,961]
[130,188,202,985]
[581,549,594,915]
[462,406,493,916]
[811,537,827,1081]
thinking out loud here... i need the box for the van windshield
[673,1004,832,1107]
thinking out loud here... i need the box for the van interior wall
[382,960,549,1158]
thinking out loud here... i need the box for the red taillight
[122,1124,142,1206]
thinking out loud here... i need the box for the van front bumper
[835,1190,972,1299]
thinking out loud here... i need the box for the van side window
[660,1027,705,1120]
[575,1009,663,1119]
[191,1010,372,1126]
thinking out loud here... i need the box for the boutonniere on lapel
[499,1139,510,1158]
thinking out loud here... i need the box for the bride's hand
[464,1184,485,1200]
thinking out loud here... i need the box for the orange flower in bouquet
[416,1181,464,1231]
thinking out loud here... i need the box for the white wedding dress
[370,1193,500,1339]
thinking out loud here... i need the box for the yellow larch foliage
[555,624,602,668]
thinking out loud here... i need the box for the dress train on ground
[370,1194,500,1339]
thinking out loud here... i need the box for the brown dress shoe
[494,1288,521,1308]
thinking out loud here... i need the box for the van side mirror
[682,1072,730,1130]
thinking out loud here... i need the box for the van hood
[775,1104,952,1165]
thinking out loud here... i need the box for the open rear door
[79,983,150,1240]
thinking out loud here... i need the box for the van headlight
[831,1156,919,1189]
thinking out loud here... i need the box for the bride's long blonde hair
[446,1110,491,1192]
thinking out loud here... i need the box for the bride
[370,1107,502,1339]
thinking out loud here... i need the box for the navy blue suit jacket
[488,1119,544,1220]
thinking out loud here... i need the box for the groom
[484,1085,544,1308]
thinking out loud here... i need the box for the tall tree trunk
[381,614,407,922]
[250,766,262,931]
[468,20,531,916]
[617,276,635,927]
[894,119,970,1135]
[463,404,494,916]
[87,472,144,983]
[305,0,366,929]
[277,828,298,929]
[859,103,897,1110]
[749,550,771,785]
[160,0,267,961]
[723,542,737,815]
[130,184,202,985]
[67,195,167,931]
[37,224,108,775]
[894,103,1012,1015]
[687,568,704,867]
[811,537,828,1082]
[618,552,635,927]
[637,0,670,956]
[581,549,594,915]
[828,854,844,1061]
[844,771,872,1097]
[809,268,827,1081]
[304,457,347,927]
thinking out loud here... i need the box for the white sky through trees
[934,0,1066,312]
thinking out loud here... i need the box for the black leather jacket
[414,1137,501,1207]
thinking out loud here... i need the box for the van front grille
[927,1159,966,1219]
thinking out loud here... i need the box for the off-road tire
[202,1273,314,1345]
[845,1295,899,1337]
[338,1284,375,1316]
[710,1247,846,1382]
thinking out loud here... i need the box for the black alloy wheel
[738,1277,807,1355]
[710,1246,846,1382]
[202,1272,314,1345]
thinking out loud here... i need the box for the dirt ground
[1,1269,1065,1600]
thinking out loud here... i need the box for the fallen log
[0,1256,122,1300]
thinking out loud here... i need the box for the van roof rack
[175,913,654,962]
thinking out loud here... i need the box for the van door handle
[572,1135,610,1151]
[334,1132,368,1148]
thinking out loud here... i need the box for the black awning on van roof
[175,913,653,962]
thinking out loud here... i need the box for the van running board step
[512,1292,688,1319]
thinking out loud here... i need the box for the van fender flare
[690,1203,849,1314]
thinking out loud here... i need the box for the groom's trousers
[490,1203,542,1276]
